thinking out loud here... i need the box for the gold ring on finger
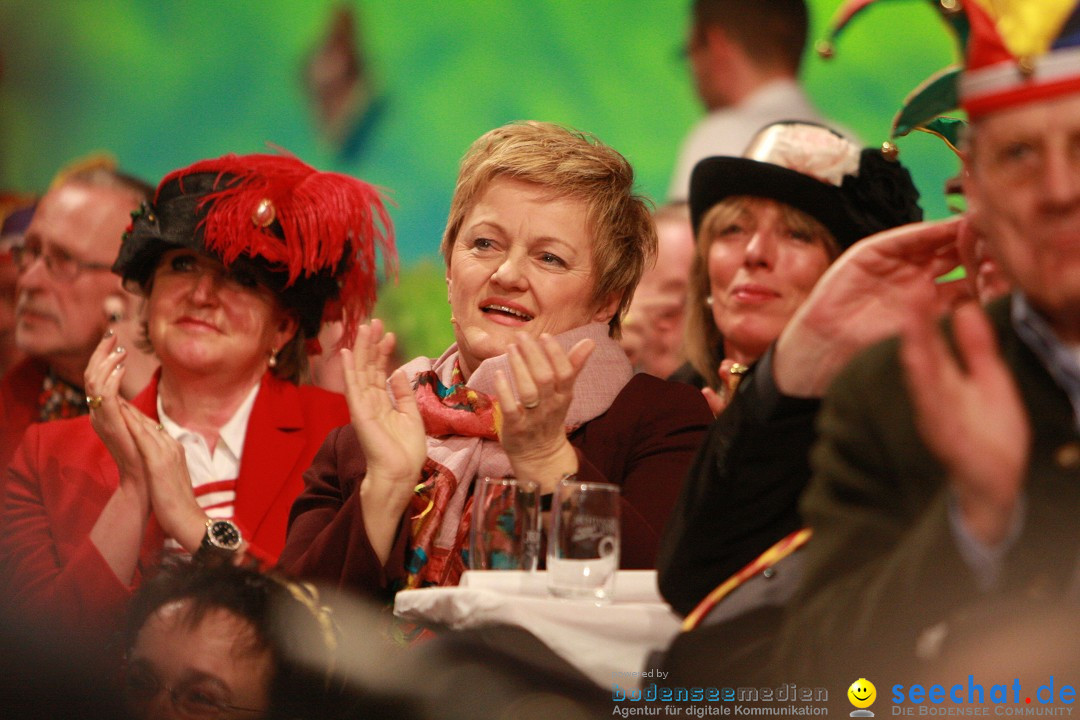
[87,395,104,410]
[522,399,540,410]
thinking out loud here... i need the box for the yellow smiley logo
[848,678,877,709]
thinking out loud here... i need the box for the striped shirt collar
[157,380,260,463]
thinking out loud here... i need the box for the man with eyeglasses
[0,166,154,472]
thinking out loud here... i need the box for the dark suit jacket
[0,372,348,633]
[777,296,1080,684]
[278,373,713,600]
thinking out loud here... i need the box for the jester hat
[113,153,396,351]
[822,0,1080,147]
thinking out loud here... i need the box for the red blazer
[0,358,47,478]
[0,372,348,633]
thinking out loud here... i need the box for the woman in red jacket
[0,153,394,635]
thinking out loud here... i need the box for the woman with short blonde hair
[282,122,713,596]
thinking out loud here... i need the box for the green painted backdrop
[0,0,957,357]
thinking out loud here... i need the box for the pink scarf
[395,322,631,589]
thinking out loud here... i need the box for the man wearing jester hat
[778,0,1080,684]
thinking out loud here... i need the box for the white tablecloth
[393,570,681,689]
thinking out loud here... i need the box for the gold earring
[268,348,278,368]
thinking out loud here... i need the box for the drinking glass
[468,477,541,571]
[546,478,620,602]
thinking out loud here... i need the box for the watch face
[209,520,241,549]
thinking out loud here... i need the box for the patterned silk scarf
[395,322,632,591]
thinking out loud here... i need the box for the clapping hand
[103,293,159,399]
[342,320,427,564]
[701,359,746,417]
[86,331,145,489]
[342,320,427,493]
[900,301,1030,546]
[774,217,966,398]
[86,330,205,559]
[494,332,592,493]
[118,402,207,552]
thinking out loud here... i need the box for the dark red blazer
[0,358,47,479]
[279,373,712,601]
[0,372,348,633]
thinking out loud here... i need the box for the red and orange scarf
[396,322,632,591]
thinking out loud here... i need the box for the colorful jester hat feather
[113,153,397,352]
[959,0,1080,118]
[820,0,1080,151]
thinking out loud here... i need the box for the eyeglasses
[11,241,113,281]
[122,663,263,719]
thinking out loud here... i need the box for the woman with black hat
[0,153,394,636]
[673,121,922,413]
[658,121,923,620]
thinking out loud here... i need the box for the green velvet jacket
[778,296,1080,685]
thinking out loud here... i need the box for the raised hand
[774,217,966,398]
[343,320,427,564]
[85,330,144,488]
[119,402,207,553]
[343,320,426,493]
[900,301,1030,546]
[494,332,593,493]
[86,330,157,581]
[103,292,159,398]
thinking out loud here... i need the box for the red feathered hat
[113,153,396,352]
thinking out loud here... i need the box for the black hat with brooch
[689,121,922,250]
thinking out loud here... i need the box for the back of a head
[693,0,808,74]
[61,166,154,207]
